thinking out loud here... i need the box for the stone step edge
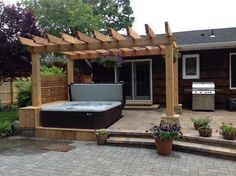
[124,104,160,110]
[106,137,236,160]
[107,130,236,148]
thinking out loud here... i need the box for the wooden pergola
[19,22,181,122]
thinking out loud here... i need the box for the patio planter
[198,127,212,137]
[96,134,108,145]
[155,138,173,155]
[221,132,236,140]
[194,123,201,130]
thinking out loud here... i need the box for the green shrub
[220,123,236,135]
[0,121,13,137]
[95,130,108,136]
[40,65,65,76]
[0,104,18,112]
[14,79,31,107]
[14,66,65,107]
[191,117,211,128]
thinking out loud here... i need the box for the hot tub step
[124,104,160,110]
[106,137,236,160]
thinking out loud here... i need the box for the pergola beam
[126,27,141,39]
[77,32,100,43]
[93,31,113,42]
[145,24,163,50]
[165,22,177,48]
[60,32,85,44]
[66,47,163,60]
[21,36,170,54]
[145,24,156,38]
[109,28,126,41]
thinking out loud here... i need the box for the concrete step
[124,104,160,110]
[107,130,236,149]
[106,136,236,160]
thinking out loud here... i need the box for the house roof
[173,27,236,51]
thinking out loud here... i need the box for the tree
[0,1,42,84]
[84,0,135,32]
[23,0,134,35]
[22,0,102,35]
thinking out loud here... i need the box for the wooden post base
[160,114,180,126]
[19,106,41,128]
[174,104,182,114]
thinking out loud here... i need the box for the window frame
[182,54,200,79]
[230,53,236,89]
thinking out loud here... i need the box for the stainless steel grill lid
[192,82,215,89]
[192,82,215,94]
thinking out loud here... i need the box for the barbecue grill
[192,82,215,111]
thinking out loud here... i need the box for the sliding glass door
[118,60,152,100]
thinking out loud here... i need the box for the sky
[4,0,236,34]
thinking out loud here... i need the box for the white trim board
[230,53,236,90]
[179,41,236,51]
[182,54,200,79]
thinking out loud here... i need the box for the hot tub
[41,83,124,129]
[41,101,122,129]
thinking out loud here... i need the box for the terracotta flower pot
[155,138,173,155]
[198,128,212,137]
[222,132,236,140]
[96,134,108,145]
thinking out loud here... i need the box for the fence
[0,80,17,105]
[41,76,68,104]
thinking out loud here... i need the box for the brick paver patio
[109,109,236,139]
[0,137,236,176]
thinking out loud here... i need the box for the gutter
[179,41,236,51]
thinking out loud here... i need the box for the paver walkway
[0,137,236,176]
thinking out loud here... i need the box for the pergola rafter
[19,24,173,57]
[19,22,181,123]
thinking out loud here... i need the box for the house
[91,27,236,109]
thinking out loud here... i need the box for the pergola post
[174,55,182,114]
[67,59,74,84]
[161,43,179,125]
[165,43,175,116]
[31,53,42,106]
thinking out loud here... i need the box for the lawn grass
[0,111,19,124]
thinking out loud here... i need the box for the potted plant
[191,117,211,130]
[97,55,123,68]
[198,124,212,137]
[95,130,109,145]
[219,123,236,140]
[147,123,183,155]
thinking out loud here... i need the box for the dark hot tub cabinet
[41,83,125,129]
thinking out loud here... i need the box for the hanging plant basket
[162,49,180,63]
[97,55,123,68]
[103,60,117,68]
[221,132,236,140]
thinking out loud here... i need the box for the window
[230,53,236,89]
[182,54,200,79]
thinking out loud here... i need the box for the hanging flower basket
[97,55,124,68]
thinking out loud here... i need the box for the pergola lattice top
[19,22,177,59]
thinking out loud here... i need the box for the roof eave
[179,41,236,51]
